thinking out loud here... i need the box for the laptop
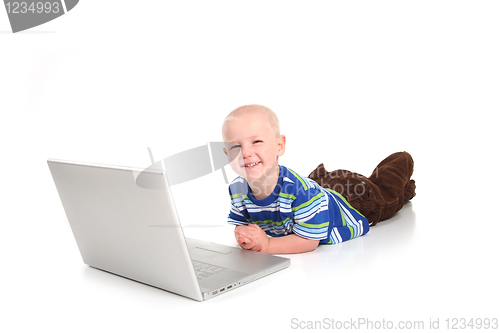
[47,158,290,301]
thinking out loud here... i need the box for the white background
[1,1,499,332]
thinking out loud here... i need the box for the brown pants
[308,152,416,226]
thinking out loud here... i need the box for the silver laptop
[47,159,290,301]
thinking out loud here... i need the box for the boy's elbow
[304,239,320,252]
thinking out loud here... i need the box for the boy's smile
[244,161,261,168]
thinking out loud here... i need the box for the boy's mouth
[244,161,261,168]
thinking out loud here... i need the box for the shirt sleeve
[291,187,331,240]
[227,197,249,225]
[227,179,250,225]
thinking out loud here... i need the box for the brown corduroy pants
[308,152,416,226]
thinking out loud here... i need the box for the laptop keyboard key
[192,260,228,280]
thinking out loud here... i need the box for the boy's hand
[234,224,269,253]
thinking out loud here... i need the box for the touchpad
[185,239,234,258]
[194,246,232,255]
[190,247,232,260]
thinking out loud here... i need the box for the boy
[222,105,370,254]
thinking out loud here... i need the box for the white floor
[2,2,499,332]
[5,187,498,332]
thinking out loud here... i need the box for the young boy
[222,104,370,254]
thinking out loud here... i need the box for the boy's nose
[241,146,253,157]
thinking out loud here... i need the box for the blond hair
[222,104,280,139]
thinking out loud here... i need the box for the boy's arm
[235,224,319,254]
[267,233,320,254]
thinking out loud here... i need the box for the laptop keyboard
[192,260,229,280]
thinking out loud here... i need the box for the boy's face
[223,113,285,184]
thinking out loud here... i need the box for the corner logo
[3,0,79,33]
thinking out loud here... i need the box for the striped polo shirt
[228,165,370,244]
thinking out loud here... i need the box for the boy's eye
[230,145,240,150]
[253,140,262,144]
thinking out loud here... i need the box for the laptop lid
[48,158,290,301]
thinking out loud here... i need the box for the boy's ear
[223,148,228,156]
[277,134,286,156]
